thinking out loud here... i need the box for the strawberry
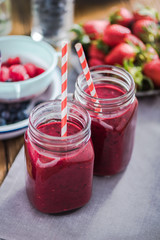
[0,66,10,82]
[143,59,160,87]
[24,63,37,78]
[103,24,131,47]
[88,58,105,67]
[109,7,134,27]
[105,43,136,65]
[132,19,158,43]
[124,34,146,50]
[83,20,109,40]
[6,57,21,66]
[88,43,105,60]
[133,6,159,22]
[35,67,45,76]
[9,64,29,82]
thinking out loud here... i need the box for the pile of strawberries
[0,57,45,82]
[72,6,160,91]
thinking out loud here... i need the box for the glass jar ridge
[75,65,136,113]
[28,100,91,153]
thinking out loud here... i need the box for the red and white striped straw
[75,43,99,99]
[61,42,68,137]
[0,51,1,71]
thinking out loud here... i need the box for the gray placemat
[0,95,160,240]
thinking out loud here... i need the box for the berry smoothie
[86,84,138,176]
[25,121,94,213]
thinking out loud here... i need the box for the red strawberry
[143,59,160,87]
[109,7,134,27]
[88,58,105,67]
[88,44,105,60]
[105,43,136,65]
[124,34,146,50]
[0,66,9,82]
[132,19,158,43]
[83,20,109,40]
[133,6,159,22]
[24,63,37,78]
[9,64,29,81]
[103,24,131,47]
[6,57,21,66]
[35,67,45,76]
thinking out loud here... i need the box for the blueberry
[0,118,6,126]
[8,103,21,113]
[16,111,28,121]
[0,104,6,112]
[1,110,10,121]
[8,112,17,123]
[21,101,30,110]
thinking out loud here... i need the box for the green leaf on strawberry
[96,39,110,54]
[123,59,143,90]
[71,24,84,38]
[109,14,123,24]
[150,41,160,57]
[135,44,159,65]
[141,75,154,91]
[71,24,91,52]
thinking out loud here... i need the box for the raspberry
[24,63,37,78]
[7,57,21,66]
[9,64,29,82]
[0,66,10,82]
[35,67,45,76]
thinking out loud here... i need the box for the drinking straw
[75,43,99,98]
[0,51,1,70]
[61,41,68,137]
[75,43,101,112]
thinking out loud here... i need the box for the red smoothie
[87,84,138,176]
[25,121,94,213]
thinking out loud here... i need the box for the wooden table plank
[10,0,31,35]
[0,141,7,185]
[5,136,24,170]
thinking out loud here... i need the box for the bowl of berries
[0,35,59,102]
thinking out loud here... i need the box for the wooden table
[0,0,160,186]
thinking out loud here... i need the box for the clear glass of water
[31,0,74,47]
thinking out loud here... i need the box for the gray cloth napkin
[0,95,160,240]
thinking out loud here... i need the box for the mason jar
[24,100,94,213]
[75,65,138,176]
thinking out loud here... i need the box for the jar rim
[76,65,135,107]
[28,100,91,149]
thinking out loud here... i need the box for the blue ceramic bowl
[0,35,59,102]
